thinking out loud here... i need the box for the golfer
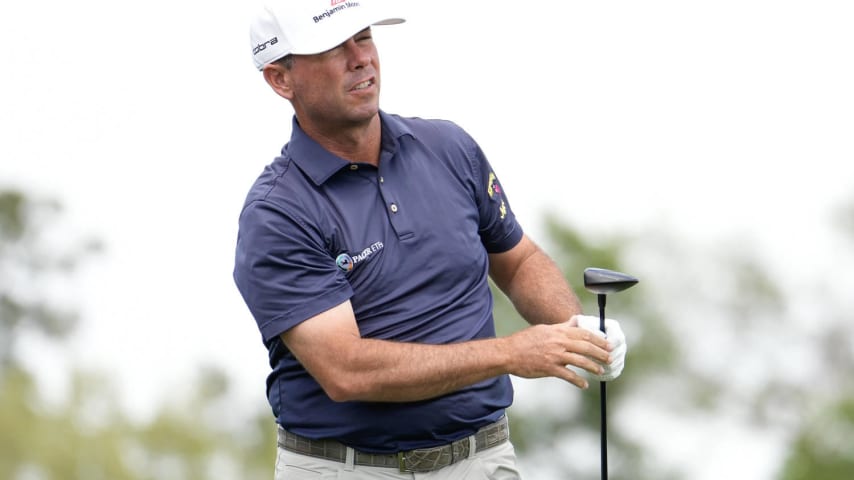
[233,1,628,478]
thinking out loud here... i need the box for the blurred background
[2,0,853,479]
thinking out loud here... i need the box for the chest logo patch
[335,253,354,272]
[336,241,384,273]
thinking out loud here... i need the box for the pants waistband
[277,416,510,473]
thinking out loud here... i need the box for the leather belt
[277,416,509,473]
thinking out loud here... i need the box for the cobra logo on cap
[252,37,279,56]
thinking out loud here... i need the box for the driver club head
[583,267,639,295]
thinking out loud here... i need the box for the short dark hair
[274,55,295,70]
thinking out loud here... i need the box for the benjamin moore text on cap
[249,0,405,71]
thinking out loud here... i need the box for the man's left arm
[489,234,629,382]
[488,234,583,325]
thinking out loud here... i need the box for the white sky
[2,1,853,478]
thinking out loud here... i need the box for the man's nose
[343,39,371,69]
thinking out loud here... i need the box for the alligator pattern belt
[277,416,510,473]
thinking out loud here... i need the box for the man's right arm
[281,300,611,403]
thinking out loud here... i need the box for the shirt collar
[285,111,416,186]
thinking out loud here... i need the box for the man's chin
[347,105,381,125]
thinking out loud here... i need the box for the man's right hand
[503,320,612,389]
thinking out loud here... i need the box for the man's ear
[262,63,294,100]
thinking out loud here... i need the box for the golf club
[583,267,638,480]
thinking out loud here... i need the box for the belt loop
[344,447,355,471]
[468,435,477,459]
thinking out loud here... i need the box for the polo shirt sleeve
[468,141,524,253]
[233,199,353,342]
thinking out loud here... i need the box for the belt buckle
[397,452,410,473]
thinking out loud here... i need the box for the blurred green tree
[0,190,97,368]
[493,215,680,480]
[0,188,274,480]
[776,200,854,480]
[494,209,854,480]
[779,397,854,480]
[499,204,854,480]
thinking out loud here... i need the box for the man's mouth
[351,79,373,91]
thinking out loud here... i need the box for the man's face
[286,28,381,130]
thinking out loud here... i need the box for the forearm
[325,336,511,402]
[491,239,583,325]
[281,301,517,403]
[509,252,582,324]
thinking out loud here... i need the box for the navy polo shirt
[233,111,523,453]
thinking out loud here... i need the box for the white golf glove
[572,314,627,382]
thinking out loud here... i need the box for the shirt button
[390,203,399,213]
[349,164,359,171]
[379,176,384,183]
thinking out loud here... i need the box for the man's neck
[300,114,382,166]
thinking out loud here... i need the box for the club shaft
[598,294,608,480]
[601,382,607,479]
[598,294,607,332]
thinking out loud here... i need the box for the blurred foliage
[0,188,275,480]
[493,205,854,479]
[780,396,854,480]
[0,361,276,480]
[2,186,854,479]
[0,190,102,367]
[493,214,680,480]
[776,198,854,480]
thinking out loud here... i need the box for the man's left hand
[571,315,627,382]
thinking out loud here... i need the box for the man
[234,1,628,478]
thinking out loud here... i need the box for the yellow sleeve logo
[487,172,507,220]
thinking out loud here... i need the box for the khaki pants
[274,440,522,479]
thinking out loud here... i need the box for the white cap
[249,0,405,71]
